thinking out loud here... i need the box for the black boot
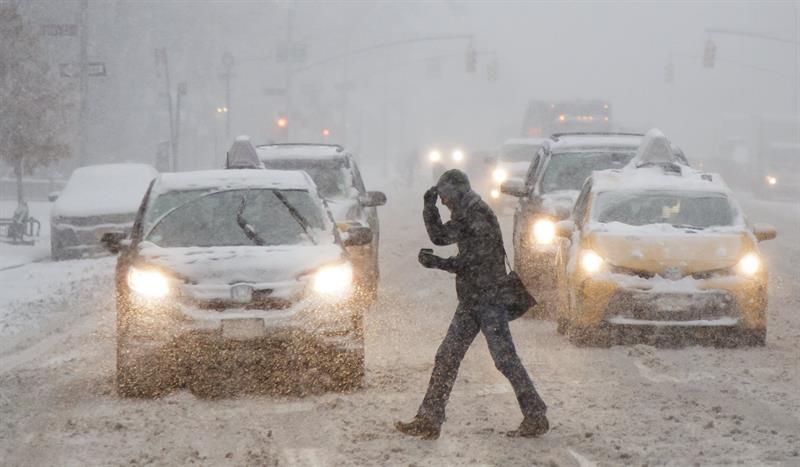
[395,416,441,440]
[507,413,549,438]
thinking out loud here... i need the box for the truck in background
[521,99,612,138]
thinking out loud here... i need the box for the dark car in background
[257,144,386,302]
[50,163,157,261]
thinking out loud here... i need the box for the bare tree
[0,3,71,203]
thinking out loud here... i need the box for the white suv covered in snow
[102,169,371,397]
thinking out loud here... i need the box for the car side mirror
[343,226,373,247]
[753,223,777,242]
[555,220,575,238]
[48,191,60,202]
[500,179,526,197]
[358,191,387,207]
[101,231,128,254]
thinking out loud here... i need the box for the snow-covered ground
[0,187,798,466]
[0,200,52,269]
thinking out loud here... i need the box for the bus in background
[521,99,612,137]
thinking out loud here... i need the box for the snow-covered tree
[0,3,71,202]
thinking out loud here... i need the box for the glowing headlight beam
[736,253,760,275]
[492,168,508,184]
[581,250,604,273]
[490,189,500,199]
[451,149,464,162]
[428,150,442,163]
[532,219,556,245]
[766,175,777,186]
[313,263,353,297]
[127,267,170,299]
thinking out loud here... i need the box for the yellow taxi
[553,130,776,346]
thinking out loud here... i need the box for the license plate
[221,318,266,340]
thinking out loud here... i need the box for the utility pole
[284,6,295,141]
[155,48,176,171]
[174,82,187,170]
[78,0,88,165]
[221,52,234,143]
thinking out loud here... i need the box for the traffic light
[703,38,716,68]
[664,60,674,84]
[487,58,498,82]
[322,128,331,137]
[465,44,477,73]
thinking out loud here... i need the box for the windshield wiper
[236,194,266,246]
[272,190,317,245]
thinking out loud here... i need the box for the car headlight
[127,267,170,299]
[736,253,760,275]
[490,189,500,199]
[492,168,508,184]
[531,219,556,245]
[581,250,604,273]
[452,149,464,162]
[313,262,353,297]
[428,150,442,163]
[765,175,777,186]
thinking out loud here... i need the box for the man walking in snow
[395,169,548,440]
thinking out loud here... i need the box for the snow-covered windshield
[261,159,350,198]
[540,151,634,194]
[593,190,736,229]
[145,189,325,247]
[501,144,540,162]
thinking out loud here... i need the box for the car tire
[116,339,177,398]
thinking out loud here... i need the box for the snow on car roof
[153,169,315,194]
[256,144,346,160]
[52,163,158,217]
[591,164,729,194]
[503,138,548,146]
[551,135,643,151]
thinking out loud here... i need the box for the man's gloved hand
[418,249,443,269]
[423,186,438,207]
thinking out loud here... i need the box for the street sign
[87,62,106,76]
[59,62,107,78]
[40,24,78,37]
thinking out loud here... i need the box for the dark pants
[417,303,547,425]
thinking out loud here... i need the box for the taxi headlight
[313,263,353,297]
[581,250,604,273]
[127,267,170,299]
[452,149,464,162]
[428,150,442,163]
[736,253,760,275]
[492,168,508,184]
[531,219,556,245]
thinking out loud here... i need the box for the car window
[540,151,634,194]
[145,189,325,248]
[592,190,737,228]
[261,159,350,199]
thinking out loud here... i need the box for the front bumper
[570,273,767,330]
[120,292,361,353]
[52,223,130,257]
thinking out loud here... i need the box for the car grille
[610,264,733,280]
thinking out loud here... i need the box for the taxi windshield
[540,151,634,193]
[145,189,325,247]
[593,190,737,229]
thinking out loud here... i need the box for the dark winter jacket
[423,170,507,306]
